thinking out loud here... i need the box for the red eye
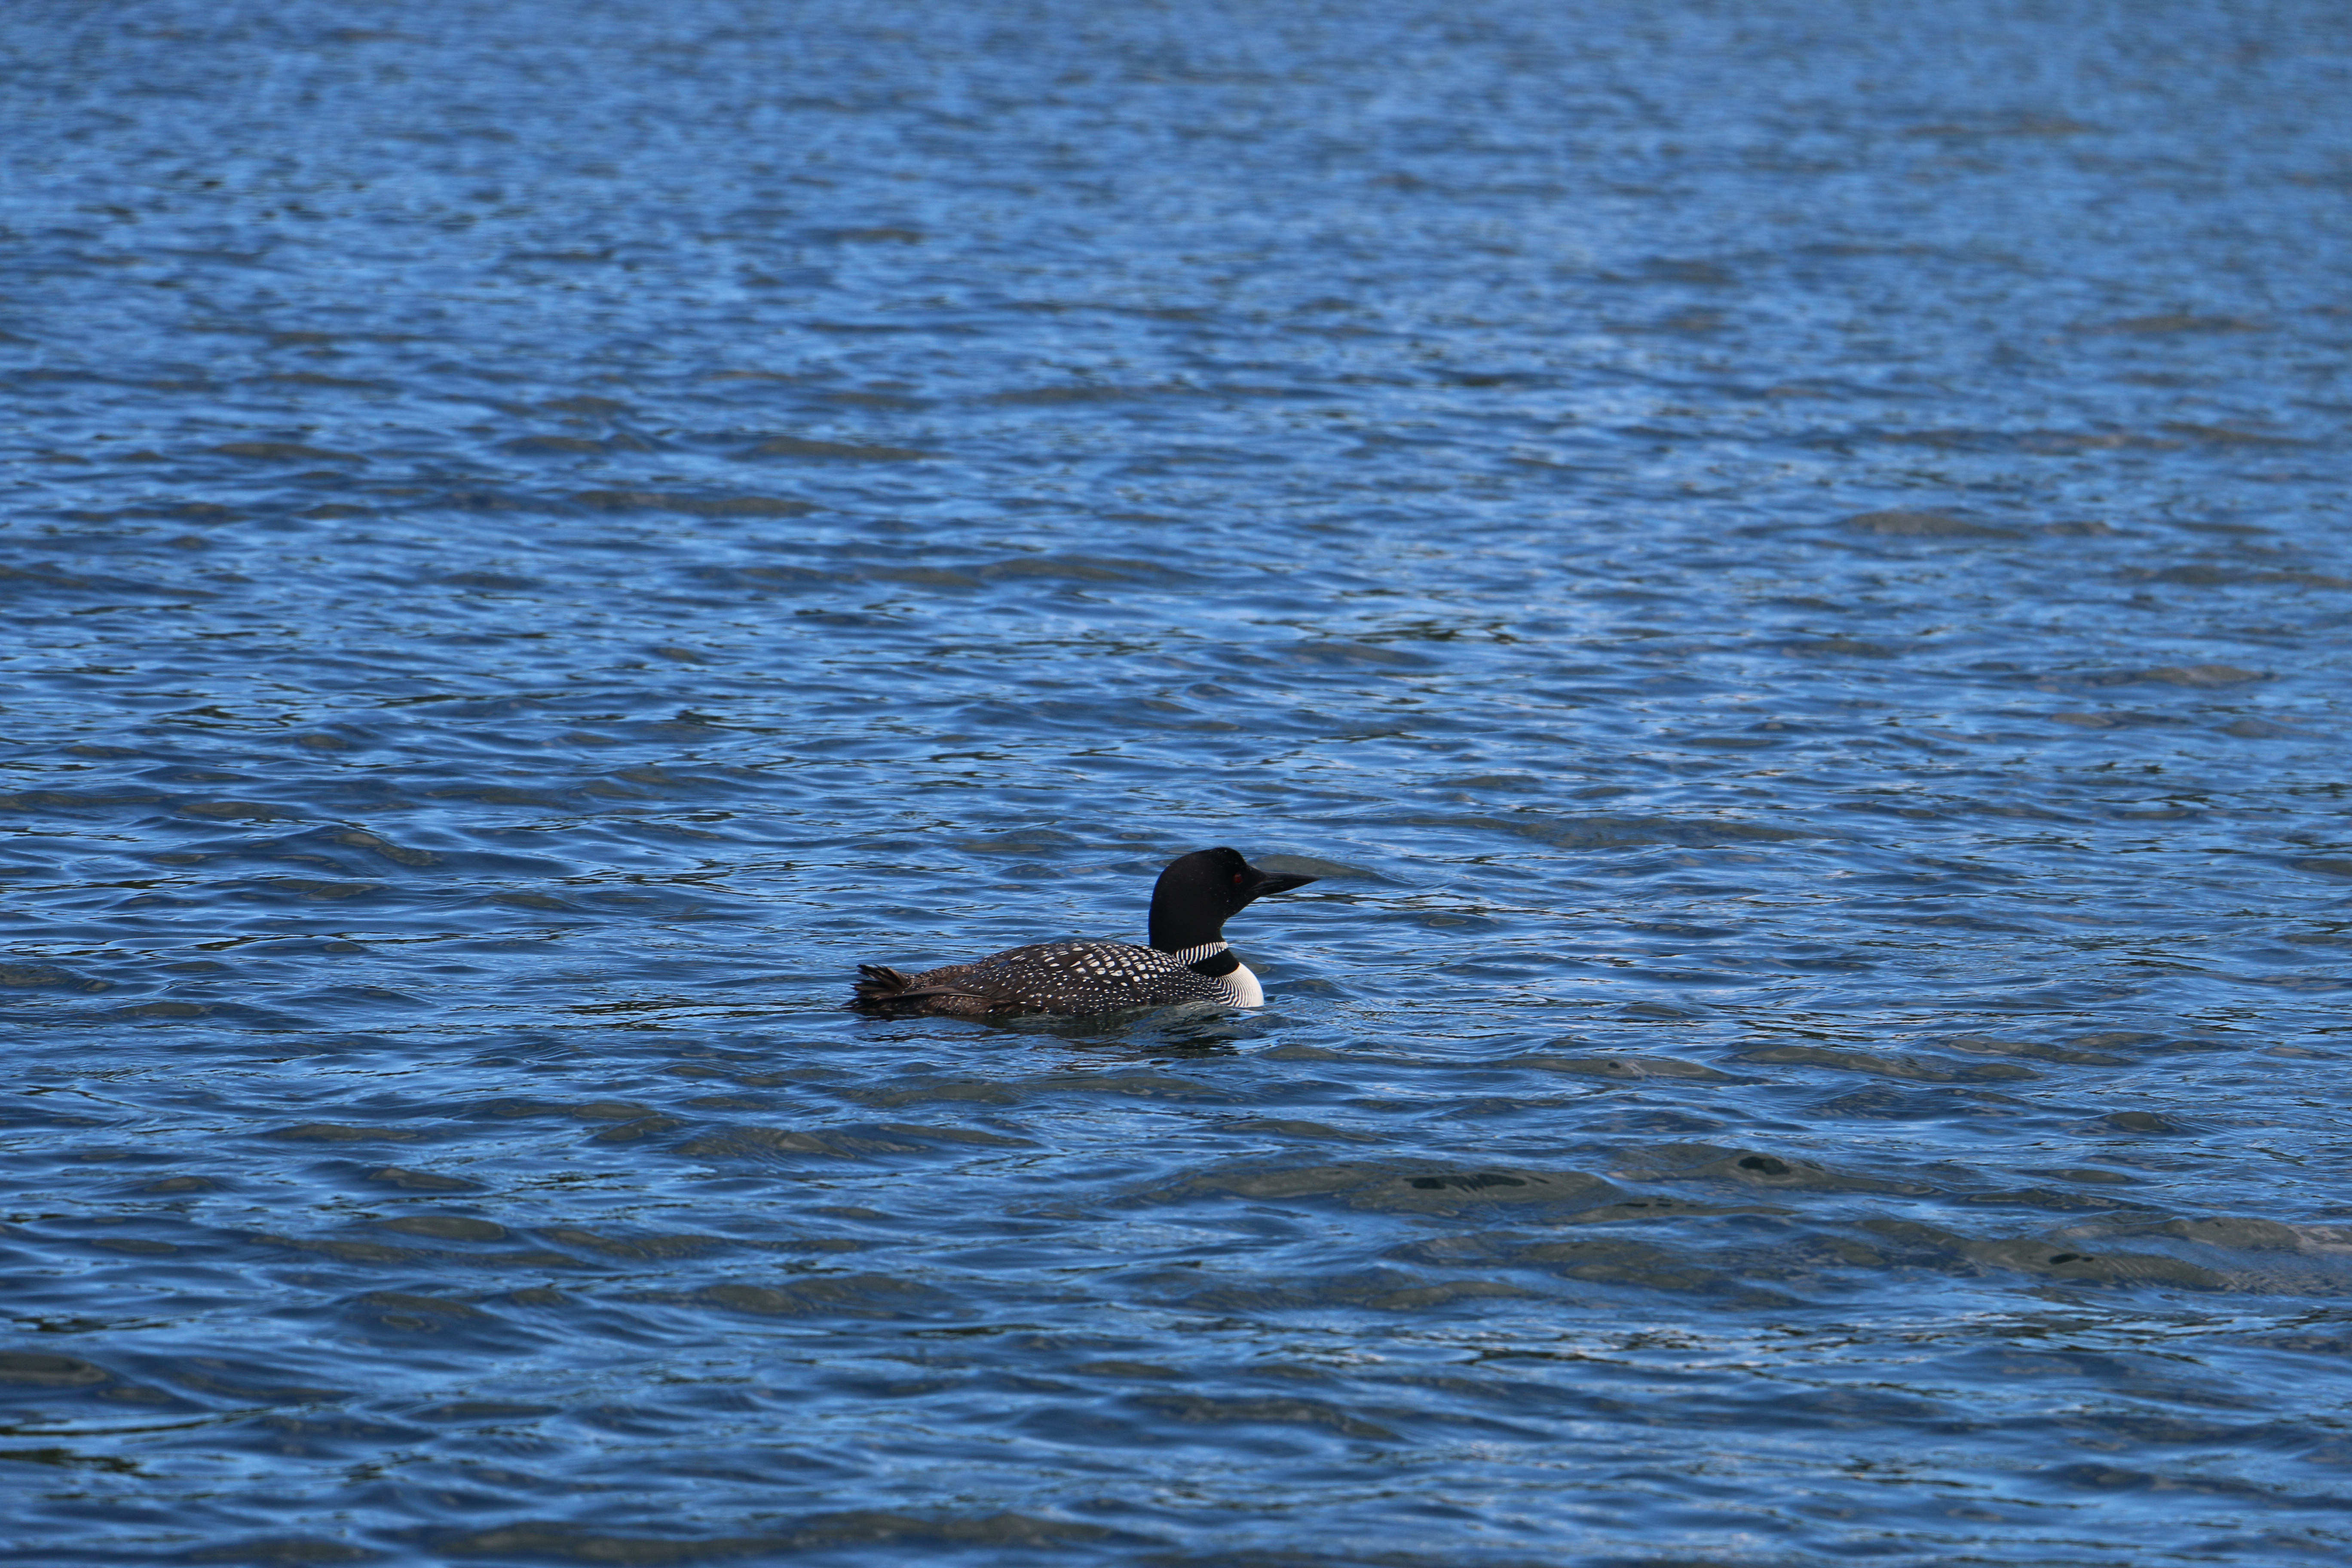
[1232,873,1243,885]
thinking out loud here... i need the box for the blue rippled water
[6,2,2352,1563]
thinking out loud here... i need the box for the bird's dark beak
[1239,866,1317,905]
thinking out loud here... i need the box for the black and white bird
[848,848,1317,1019]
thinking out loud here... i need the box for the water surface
[6,2,2352,1563]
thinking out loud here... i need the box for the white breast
[1214,961,1264,1008]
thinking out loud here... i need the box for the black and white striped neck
[1165,939,1238,977]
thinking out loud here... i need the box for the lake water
[6,2,2352,1563]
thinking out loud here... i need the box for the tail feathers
[849,962,1002,1017]
[850,963,918,1011]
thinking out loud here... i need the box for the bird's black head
[1147,847,1317,951]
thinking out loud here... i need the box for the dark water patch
[1731,1043,2043,1083]
[743,436,934,463]
[687,1274,961,1321]
[1133,1161,1626,1218]
[1856,1220,2234,1291]
[572,490,819,518]
[1841,508,2022,541]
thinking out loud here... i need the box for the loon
[848,848,1317,1019]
